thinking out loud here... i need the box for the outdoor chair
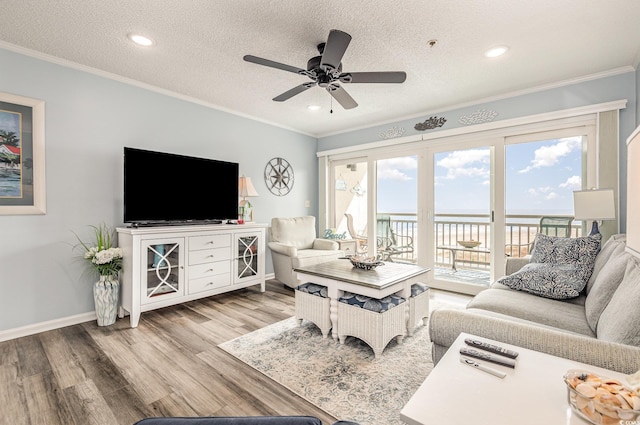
[505,215,574,257]
[344,213,368,254]
[376,215,414,262]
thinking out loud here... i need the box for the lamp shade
[239,176,259,198]
[573,189,615,220]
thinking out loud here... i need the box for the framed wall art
[0,92,45,215]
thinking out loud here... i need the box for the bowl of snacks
[349,255,384,270]
[564,369,640,424]
[457,240,481,249]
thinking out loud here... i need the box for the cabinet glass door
[143,239,184,301]
[236,234,259,281]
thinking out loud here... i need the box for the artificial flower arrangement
[74,223,123,278]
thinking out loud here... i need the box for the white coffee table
[294,259,428,341]
[400,332,634,425]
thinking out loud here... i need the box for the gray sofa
[429,234,640,374]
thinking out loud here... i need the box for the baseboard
[0,312,97,342]
[1,275,278,342]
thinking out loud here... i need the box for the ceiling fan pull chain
[330,95,333,114]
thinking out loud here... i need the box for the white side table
[400,332,633,425]
[335,239,358,256]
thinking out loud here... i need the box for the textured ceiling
[1,0,639,137]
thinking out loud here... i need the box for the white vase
[94,275,119,326]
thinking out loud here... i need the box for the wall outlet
[305,200,310,208]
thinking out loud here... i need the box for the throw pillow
[530,233,601,283]
[497,262,587,299]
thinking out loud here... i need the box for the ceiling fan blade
[339,71,407,84]
[320,30,352,71]
[327,84,358,109]
[273,82,315,102]
[243,55,307,75]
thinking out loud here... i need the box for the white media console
[116,223,267,327]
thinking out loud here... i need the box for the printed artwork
[0,92,44,215]
[0,109,22,198]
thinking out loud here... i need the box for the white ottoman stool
[295,283,331,338]
[337,292,406,359]
[408,283,430,336]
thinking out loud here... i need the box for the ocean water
[0,166,21,197]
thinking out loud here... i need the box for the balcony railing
[376,212,582,270]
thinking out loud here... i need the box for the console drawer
[189,261,230,280]
[188,247,231,265]
[189,273,231,294]
[189,234,231,251]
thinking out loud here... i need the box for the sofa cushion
[296,283,328,298]
[586,234,627,293]
[597,257,640,347]
[490,281,586,305]
[496,263,588,299]
[584,251,631,331]
[411,283,429,297]
[339,292,405,312]
[467,287,595,336]
[530,233,601,284]
[290,250,343,269]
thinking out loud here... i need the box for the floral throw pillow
[530,233,601,284]
[497,263,587,299]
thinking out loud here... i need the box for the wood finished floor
[0,281,471,425]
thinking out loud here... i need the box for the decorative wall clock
[264,157,294,196]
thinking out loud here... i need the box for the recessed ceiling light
[307,105,321,111]
[128,33,154,47]
[484,46,508,58]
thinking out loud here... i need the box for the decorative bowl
[457,240,482,248]
[564,369,640,424]
[349,256,384,270]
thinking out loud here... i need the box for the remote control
[460,357,507,379]
[459,347,516,368]
[464,338,519,359]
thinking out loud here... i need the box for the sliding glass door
[331,159,368,253]
[376,155,418,263]
[326,116,601,296]
[505,133,586,255]
[430,146,495,292]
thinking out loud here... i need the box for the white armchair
[268,216,344,288]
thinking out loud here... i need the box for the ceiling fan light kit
[243,29,407,110]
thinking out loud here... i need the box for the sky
[0,110,20,135]
[375,136,583,216]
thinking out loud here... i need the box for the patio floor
[433,266,491,287]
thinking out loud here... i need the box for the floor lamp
[573,189,616,236]
[238,176,259,223]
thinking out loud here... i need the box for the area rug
[218,299,462,425]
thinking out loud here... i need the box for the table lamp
[238,176,259,222]
[573,188,616,236]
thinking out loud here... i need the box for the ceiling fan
[243,29,406,110]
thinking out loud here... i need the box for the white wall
[0,48,318,332]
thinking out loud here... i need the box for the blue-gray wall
[1,44,637,335]
[0,48,318,332]
[318,70,637,235]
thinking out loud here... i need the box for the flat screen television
[123,147,239,225]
